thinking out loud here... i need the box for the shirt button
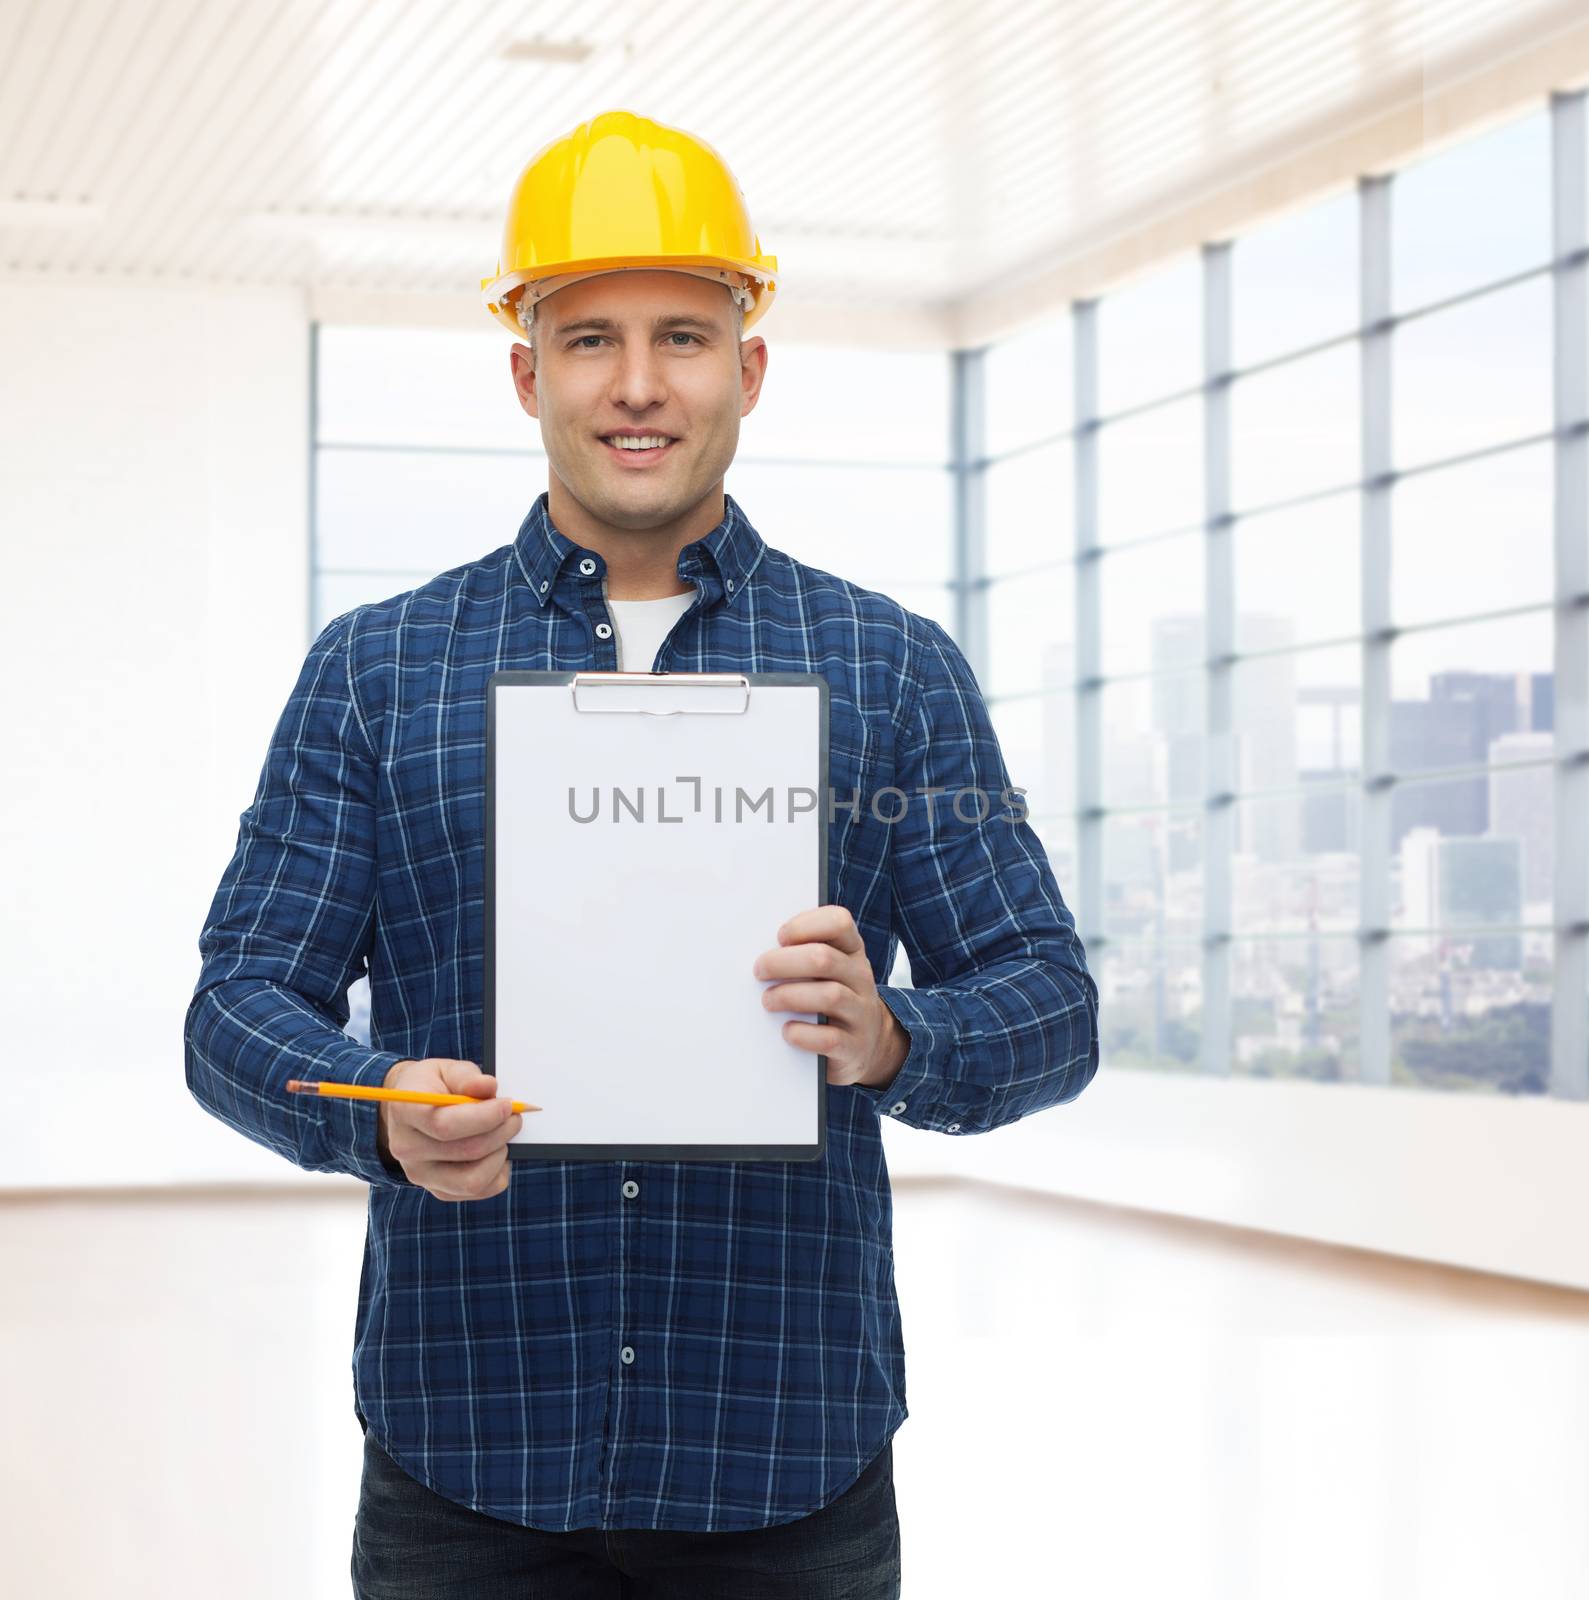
[595,622,613,639]
[890,1101,908,1115]
[579,557,597,575]
[622,1180,639,1199]
[947,1123,961,1133]
[726,578,734,592]
[539,579,548,592]
[620,1346,635,1365]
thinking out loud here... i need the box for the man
[185,110,1099,1599]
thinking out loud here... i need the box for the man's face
[509,269,766,532]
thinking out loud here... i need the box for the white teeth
[606,435,672,450]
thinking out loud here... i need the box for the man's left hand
[752,905,910,1090]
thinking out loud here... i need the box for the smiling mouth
[599,435,678,465]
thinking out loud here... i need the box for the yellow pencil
[285,1079,541,1113]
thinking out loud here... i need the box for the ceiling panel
[1,0,1585,338]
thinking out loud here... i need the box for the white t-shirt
[606,590,697,673]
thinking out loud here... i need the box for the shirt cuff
[852,985,975,1134]
[307,1046,416,1188]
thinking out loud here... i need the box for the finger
[755,940,856,983]
[425,1151,511,1202]
[388,1088,508,1145]
[423,1150,501,1198]
[401,1112,521,1165]
[777,905,864,955]
[406,1100,518,1152]
[436,1060,492,1094]
[780,1019,845,1056]
[428,1088,508,1139]
[762,978,855,1021]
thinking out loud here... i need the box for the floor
[4,1177,1587,1599]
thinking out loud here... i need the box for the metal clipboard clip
[569,671,752,716]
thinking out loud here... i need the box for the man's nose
[606,346,669,410]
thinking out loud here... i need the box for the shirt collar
[512,489,767,612]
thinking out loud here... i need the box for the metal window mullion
[1202,242,1234,1077]
[1074,302,1104,966]
[951,347,988,685]
[1550,89,1589,1098]
[1360,174,1394,1086]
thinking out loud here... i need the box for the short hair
[516,283,747,368]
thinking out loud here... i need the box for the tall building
[1397,827,1522,968]
[1390,670,1543,849]
[1488,731,1553,912]
[1440,837,1523,970]
[1150,611,1298,866]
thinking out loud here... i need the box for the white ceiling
[2,0,1587,343]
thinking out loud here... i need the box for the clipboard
[485,670,830,1162]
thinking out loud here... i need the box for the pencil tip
[285,1080,304,1092]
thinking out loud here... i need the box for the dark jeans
[351,1421,902,1599]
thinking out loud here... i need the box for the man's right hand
[376,1058,521,1201]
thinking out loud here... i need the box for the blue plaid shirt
[185,489,1098,1533]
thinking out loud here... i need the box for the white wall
[882,1068,1589,1293]
[2,280,318,1185]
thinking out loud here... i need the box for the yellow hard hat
[480,108,779,340]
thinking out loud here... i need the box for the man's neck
[548,478,723,600]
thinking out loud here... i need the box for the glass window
[1280,640,1363,771]
[1232,644,1361,795]
[983,441,1073,575]
[1229,788,1360,934]
[987,692,1076,820]
[1096,395,1202,545]
[318,326,530,450]
[1096,251,1202,416]
[315,571,438,636]
[1095,940,1205,1072]
[1388,932,1552,1095]
[1032,814,1080,914]
[1230,341,1359,510]
[1296,687,1361,775]
[1103,810,1202,942]
[986,567,1075,697]
[893,584,957,637]
[1230,936,1360,1083]
[1391,443,1553,627]
[1098,645,1358,810]
[1098,532,1204,679]
[1098,671,1202,810]
[965,98,1576,1100]
[983,309,1074,457]
[1233,493,1361,650]
[1392,108,1552,314]
[1388,611,1554,776]
[1232,187,1359,367]
[316,448,545,574]
[1391,765,1555,925]
[1393,275,1551,471]
[725,461,950,592]
[739,342,950,464]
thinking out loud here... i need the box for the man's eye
[570,334,698,349]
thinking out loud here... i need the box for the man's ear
[739,336,768,419]
[510,344,539,420]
